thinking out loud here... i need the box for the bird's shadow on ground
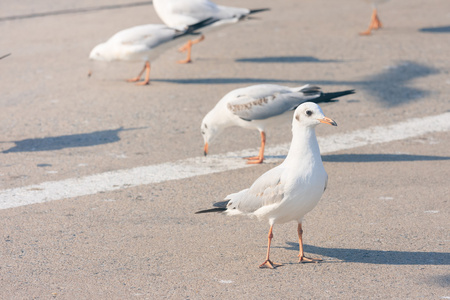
[235,56,341,63]
[419,25,450,33]
[1,127,146,153]
[154,60,439,107]
[282,242,450,265]
[264,153,450,162]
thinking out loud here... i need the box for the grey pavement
[0,0,449,298]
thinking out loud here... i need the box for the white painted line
[0,112,449,210]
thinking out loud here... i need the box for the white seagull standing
[197,102,337,268]
[153,0,269,63]
[89,18,217,85]
[201,84,354,163]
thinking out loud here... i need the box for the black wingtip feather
[312,89,356,104]
[195,207,227,214]
[249,8,270,15]
[195,200,229,214]
[175,18,219,39]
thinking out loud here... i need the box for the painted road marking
[0,112,449,210]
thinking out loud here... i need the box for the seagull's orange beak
[204,142,209,156]
[319,117,337,126]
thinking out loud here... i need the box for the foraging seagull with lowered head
[153,0,269,63]
[201,84,354,163]
[197,102,337,268]
[89,18,217,85]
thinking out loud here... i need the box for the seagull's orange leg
[245,131,266,164]
[297,223,322,263]
[127,61,151,85]
[259,225,282,268]
[360,8,383,35]
[371,8,382,30]
[177,35,205,64]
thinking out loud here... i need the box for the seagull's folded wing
[226,85,313,121]
[109,25,177,47]
[227,166,285,214]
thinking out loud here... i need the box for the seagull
[360,0,389,35]
[197,102,337,268]
[89,18,217,85]
[201,84,354,163]
[153,0,269,63]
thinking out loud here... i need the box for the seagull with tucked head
[197,102,337,268]
[201,84,354,163]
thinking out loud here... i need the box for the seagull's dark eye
[306,110,313,116]
[201,131,205,135]
[204,124,208,129]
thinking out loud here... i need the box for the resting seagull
[197,102,337,268]
[89,18,217,85]
[201,84,354,163]
[153,0,269,63]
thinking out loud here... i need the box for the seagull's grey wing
[226,85,317,121]
[171,0,219,22]
[110,25,176,48]
[225,166,285,214]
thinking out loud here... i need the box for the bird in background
[201,84,354,164]
[197,102,337,268]
[360,0,389,35]
[89,18,217,85]
[153,0,269,63]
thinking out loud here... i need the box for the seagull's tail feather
[249,8,270,15]
[195,200,229,214]
[317,89,355,103]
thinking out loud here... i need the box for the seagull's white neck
[284,125,322,167]
[208,106,235,129]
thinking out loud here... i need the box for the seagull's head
[201,113,222,156]
[294,102,337,128]
[89,43,111,62]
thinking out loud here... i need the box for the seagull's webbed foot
[135,81,149,86]
[259,259,282,269]
[127,62,150,85]
[127,77,149,85]
[177,57,192,64]
[177,40,193,64]
[126,77,141,82]
[298,255,322,263]
[244,156,264,164]
[359,29,373,36]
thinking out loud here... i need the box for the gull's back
[154,0,249,29]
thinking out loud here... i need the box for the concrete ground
[0,0,449,298]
